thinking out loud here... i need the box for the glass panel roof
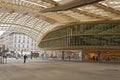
[78,5,118,19]
[0,0,119,43]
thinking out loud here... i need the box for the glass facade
[39,22,120,49]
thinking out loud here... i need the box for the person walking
[30,51,33,60]
[23,54,27,63]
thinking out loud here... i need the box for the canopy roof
[0,0,120,43]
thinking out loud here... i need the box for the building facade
[39,22,120,62]
[0,31,40,55]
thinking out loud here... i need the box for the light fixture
[53,0,62,2]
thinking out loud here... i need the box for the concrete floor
[0,58,120,80]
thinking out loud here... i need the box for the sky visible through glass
[0,31,5,36]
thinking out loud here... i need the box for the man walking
[24,54,27,63]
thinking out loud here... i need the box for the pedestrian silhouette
[24,54,27,63]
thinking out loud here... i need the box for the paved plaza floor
[0,58,120,80]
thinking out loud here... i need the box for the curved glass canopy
[0,0,119,43]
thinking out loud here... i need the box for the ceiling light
[53,0,62,2]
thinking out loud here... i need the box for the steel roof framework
[0,0,119,44]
